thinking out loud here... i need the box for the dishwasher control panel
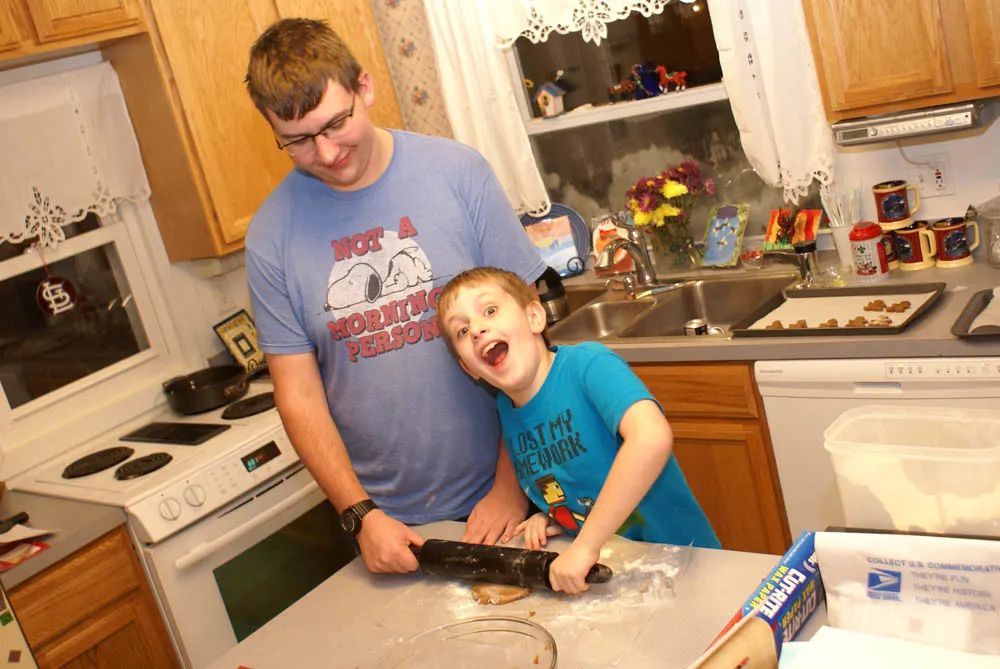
[885,359,1000,378]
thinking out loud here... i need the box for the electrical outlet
[209,276,235,315]
[906,152,956,198]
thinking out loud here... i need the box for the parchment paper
[370,536,691,668]
[748,291,938,331]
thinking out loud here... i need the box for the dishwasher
[755,357,1000,538]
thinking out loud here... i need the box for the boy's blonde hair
[245,18,363,121]
[437,267,538,357]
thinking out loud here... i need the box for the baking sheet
[748,292,937,331]
[732,283,945,337]
[952,289,1000,337]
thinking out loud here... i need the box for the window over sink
[0,205,185,476]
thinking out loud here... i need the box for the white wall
[834,113,1000,222]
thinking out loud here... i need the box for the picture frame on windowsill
[213,309,265,373]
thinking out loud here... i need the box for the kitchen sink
[549,297,655,341]
[548,273,798,342]
[618,274,797,338]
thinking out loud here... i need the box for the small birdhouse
[534,82,566,118]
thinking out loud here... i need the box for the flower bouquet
[625,161,715,268]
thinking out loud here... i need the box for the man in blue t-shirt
[244,19,544,574]
[438,267,720,594]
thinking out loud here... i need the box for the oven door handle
[174,480,321,571]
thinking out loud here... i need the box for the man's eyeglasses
[275,93,357,156]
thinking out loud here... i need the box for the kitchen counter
[208,521,802,669]
[0,490,125,589]
[561,254,1000,362]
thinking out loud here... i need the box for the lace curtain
[707,0,835,203]
[487,0,688,46]
[0,62,151,248]
[424,0,551,217]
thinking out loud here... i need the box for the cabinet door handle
[174,481,321,571]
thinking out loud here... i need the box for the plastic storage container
[824,406,1000,537]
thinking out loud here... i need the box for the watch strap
[341,499,378,534]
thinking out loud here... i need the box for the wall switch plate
[906,152,955,198]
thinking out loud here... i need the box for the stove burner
[62,447,135,479]
[222,392,276,420]
[115,452,173,481]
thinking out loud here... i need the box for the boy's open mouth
[481,341,509,367]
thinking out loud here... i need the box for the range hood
[832,100,997,146]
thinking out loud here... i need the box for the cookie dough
[471,582,532,605]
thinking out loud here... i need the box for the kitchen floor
[214,501,358,641]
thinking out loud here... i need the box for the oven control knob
[159,497,182,521]
[184,485,207,507]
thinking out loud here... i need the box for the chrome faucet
[595,232,656,287]
[762,240,818,288]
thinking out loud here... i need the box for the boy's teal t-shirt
[497,343,721,549]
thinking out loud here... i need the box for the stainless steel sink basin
[548,297,655,341]
[547,273,797,342]
[618,274,797,338]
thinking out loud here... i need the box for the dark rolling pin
[0,512,28,534]
[411,539,613,590]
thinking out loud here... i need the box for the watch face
[340,511,357,534]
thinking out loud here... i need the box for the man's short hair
[245,18,362,121]
[437,267,537,357]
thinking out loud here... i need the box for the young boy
[437,267,720,594]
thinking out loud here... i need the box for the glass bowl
[373,616,557,668]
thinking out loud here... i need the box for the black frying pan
[162,362,268,415]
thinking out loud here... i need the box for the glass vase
[643,223,703,273]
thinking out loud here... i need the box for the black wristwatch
[339,499,378,535]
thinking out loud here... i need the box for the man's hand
[513,512,563,550]
[460,483,529,545]
[547,541,601,595]
[356,510,424,573]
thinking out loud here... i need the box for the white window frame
[0,207,186,477]
[502,27,729,136]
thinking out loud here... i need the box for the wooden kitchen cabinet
[102,0,404,262]
[8,525,178,669]
[0,0,145,61]
[631,362,792,555]
[802,0,1000,121]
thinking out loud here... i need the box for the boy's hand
[513,512,562,550]
[357,510,424,573]
[547,542,600,595]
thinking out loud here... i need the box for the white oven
[139,462,354,669]
[10,382,358,669]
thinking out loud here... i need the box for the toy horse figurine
[655,66,688,92]
[608,76,636,103]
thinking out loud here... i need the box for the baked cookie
[863,300,886,312]
[818,318,839,328]
[869,315,893,327]
[886,301,911,313]
[765,320,784,330]
[789,319,808,329]
[847,316,868,327]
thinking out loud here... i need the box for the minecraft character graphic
[536,474,585,533]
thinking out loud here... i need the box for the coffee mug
[881,230,898,269]
[894,220,937,271]
[932,217,980,267]
[872,180,920,224]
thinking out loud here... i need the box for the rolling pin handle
[586,562,614,584]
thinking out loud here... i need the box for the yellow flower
[660,180,688,199]
[632,208,652,226]
[655,203,681,219]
